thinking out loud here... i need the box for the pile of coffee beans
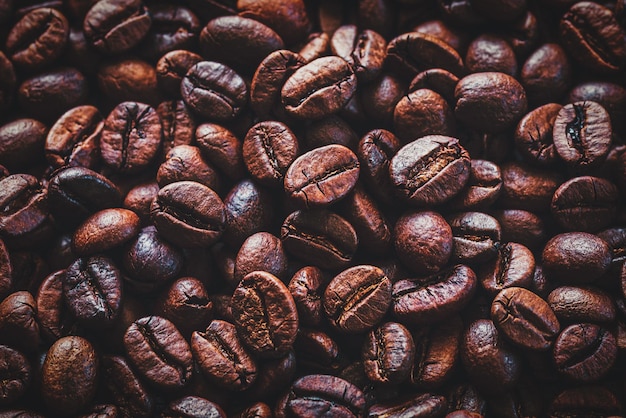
[1,0,626,416]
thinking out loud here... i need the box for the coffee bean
[465,34,517,77]
[369,393,448,418]
[36,270,75,341]
[514,103,561,167]
[409,68,459,104]
[498,162,563,212]
[491,209,547,251]
[548,386,622,417]
[393,264,477,324]
[288,266,326,327]
[195,123,245,181]
[156,50,203,99]
[284,144,359,208]
[521,43,571,105]
[542,232,612,283]
[101,355,153,418]
[0,118,47,172]
[330,25,386,83]
[157,144,221,191]
[234,232,288,282]
[124,316,194,391]
[232,271,298,358]
[0,51,16,113]
[0,239,11,300]
[155,277,212,337]
[156,100,197,160]
[448,211,501,264]
[548,286,616,323]
[357,129,401,204]
[163,396,226,418]
[479,242,535,295]
[568,81,626,136]
[362,322,414,384]
[97,59,160,106]
[390,135,470,206]
[72,208,140,255]
[0,345,31,406]
[394,89,456,142]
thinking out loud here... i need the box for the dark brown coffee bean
[123,181,160,224]
[448,159,502,211]
[568,81,626,136]
[298,32,330,63]
[0,118,47,172]
[284,144,359,208]
[244,349,297,400]
[552,101,612,169]
[83,0,152,55]
[0,291,39,351]
[369,394,448,418]
[548,386,622,418]
[243,120,299,187]
[72,208,140,255]
[447,384,487,416]
[394,88,455,142]
[155,100,196,161]
[42,336,98,416]
[599,227,626,276]
[288,266,326,327]
[461,319,521,394]
[181,61,247,121]
[195,123,244,181]
[360,74,408,126]
[163,396,226,418]
[191,319,257,391]
[220,180,272,249]
[231,271,298,358]
[448,211,501,264]
[155,277,212,338]
[548,286,615,324]
[454,72,527,133]
[36,270,75,341]
[413,19,468,54]
[124,316,194,391]
[514,103,561,167]
[6,8,69,71]
[0,174,52,249]
[249,49,307,119]
[237,0,310,44]
[394,210,452,274]
[79,404,118,418]
[157,144,221,191]
[281,56,357,120]
[393,264,477,324]
[386,32,465,78]
[294,328,346,374]
[357,129,401,204]
[491,209,547,251]
[409,68,459,105]
[551,176,618,232]
[234,232,287,282]
[410,316,462,389]
[542,232,612,283]
[521,44,571,105]
[151,180,226,248]
[281,209,358,270]
[498,162,563,212]
[156,50,203,99]
[479,242,535,295]
[100,101,162,173]
[390,135,470,206]
[560,1,626,74]
[97,59,160,106]
[199,16,284,73]
[232,402,272,418]
[491,287,560,351]
[63,256,122,327]
[553,323,617,381]
[276,374,365,417]
[102,355,153,417]
[323,265,391,334]
[45,105,102,169]
[0,344,31,406]
[330,25,386,82]
[465,34,517,77]
[362,322,414,384]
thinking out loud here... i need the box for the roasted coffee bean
[191,319,257,391]
[298,32,330,63]
[551,176,618,232]
[199,16,284,73]
[232,402,272,418]
[448,211,501,264]
[63,256,122,326]
[553,323,617,382]
[357,129,401,204]
[138,4,200,62]
[0,344,31,406]
[552,101,612,169]
[244,349,297,400]
[491,209,547,251]
[243,120,299,187]
[195,123,245,181]
[521,44,571,105]
[454,72,527,133]
[410,316,462,389]
[330,25,386,83]
[394,88,455,142]
[447,384,487,416]
[393,264,477,324]
[101,355,153,418]
[234,232,288,282]
[0,118,47,172]
[72,208,140,255]
[181,61,247,121]
[461,319,521,394]
[0,291,39,352]
[362,322,414,384]
[409,69,459,105]
[156,50,203,99]
[394,210,452,274]
[281,56,357,120]
[542,232,612,283]
[304,116,358,151]
[124,316,194,391]
[41,336,98,416]
[514,103,561,167]
[36,270,75,341]
[6,8,69,71]
[386,32,465,78]
[100,101,162,173]
[568,81,626,136]
[465,34,517,77]
[163,396,226,418]
[390,135,470,206]
[548,286,615,323]
[232,271,298,358]
[359,74,407,126]
[548,386,622,418]
[123,181,159,224]
[479,242,535,295]
[151,181,226,248]
[413,19,468,54]
[157,144,221,190]
[276,374,365,417]
[369,393,448,418]
[284,144,359,208]
[491,287,560,351]
[97,58,160,106]
[294,328,345,374]
[83,0,152,55]
[288,266,326,327]
[156,100,196,159]
[560,1,626,74]
[323,265,391,333]
[45,105,102,169]
[498,162,563,212]
[155,277,212,337]
[599,227,626,276]
[448,159,502,211]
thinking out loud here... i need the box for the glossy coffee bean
[0,345,31,406]
[514,103,561,167]
[465,34,517,77]
[448,211,501,264]
[448,159,502,211]
[0,291,39,351]
[232,271,298,358]
[36,270,74,341]
[72,208,140,256]
[41,336,98,416]
[0,51,16,114]
[362,322,414,384]
[157,144,221,191]
[542,232,611,283]
[357,129,401,204]
[330,25,386,83]
[498,162,562,212]
[393,88,455,142]
[479,242,535,295]
[234,232,288,282]
[288,266,326,327]
[124,316,194,391]
[390,135,470,206]
[195,123,244,181]
[323,265,391,334]
[156,50,203,99]
[393,264,477,324]
[0,118,47,172]
[548,286,615,324]
[521,44,571,105]
[97,59,160,106]
[409,69,459,105]
[294,328,345,374]
[123,181,160,224]
[101,355,153,418]
[155,277,212,337]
